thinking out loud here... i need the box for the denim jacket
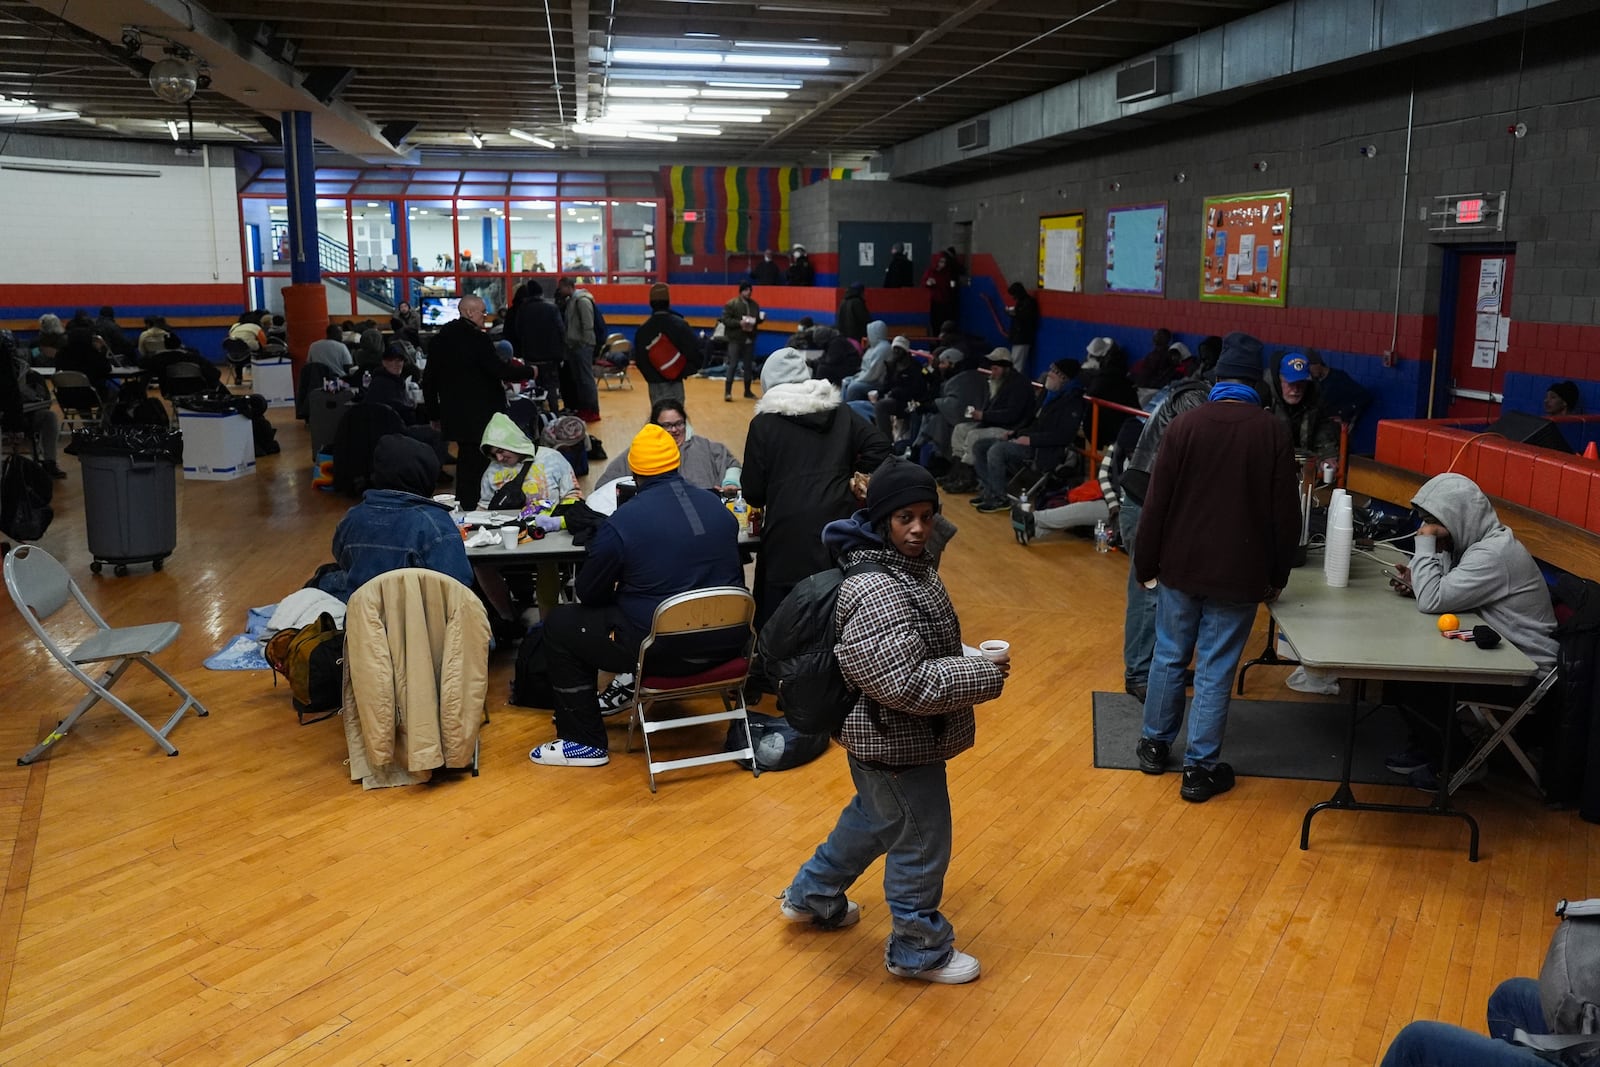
[318,490,474,602]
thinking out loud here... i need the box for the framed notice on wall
[1104,203,1167,295]
[1201,189,1291,306]
[1038,212,1084,292]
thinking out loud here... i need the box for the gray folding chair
[1449,666,1560,794]
[4,545,207,763]
[624,586,759,792]
[51,369,102,432]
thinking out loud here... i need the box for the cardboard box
[178,411,256,481]
[253,358,295,408]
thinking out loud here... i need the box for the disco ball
[149,57,199,103]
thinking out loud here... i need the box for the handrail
[1082,395,1148,468]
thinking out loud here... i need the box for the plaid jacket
[833,545,1005,765]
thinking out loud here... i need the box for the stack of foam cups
[1324,488,1353,588]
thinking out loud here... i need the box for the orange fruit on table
[1438,613,1460,632]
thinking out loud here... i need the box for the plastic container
[1094,519,1110,553]
[78,452,178,576]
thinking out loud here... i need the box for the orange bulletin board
[1201,189,1291,307]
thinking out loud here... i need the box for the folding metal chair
[4,545,207,763]
[595,334,634,391]
[1449,666,1560,795]
[222,338,253,386]
[624,586,759,792]
[51,370,103,432]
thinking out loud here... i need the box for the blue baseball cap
[1279,353,1311,384]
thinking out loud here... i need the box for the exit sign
[1455,198,1485,224]
[681,210,699,222]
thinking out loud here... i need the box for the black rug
[1092,691,1412,786]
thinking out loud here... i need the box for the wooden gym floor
[0,372,1592,1065]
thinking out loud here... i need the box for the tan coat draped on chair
[341,569,490,784]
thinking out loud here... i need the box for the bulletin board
[1103,203,1168,295]
[1037,213,1084,292]
[1201,189,1291,306]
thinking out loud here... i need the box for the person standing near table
[1134,331,1301,802]
[422,294,531,503]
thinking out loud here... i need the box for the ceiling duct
[955,119,988,151]
[1114,55,1171,105]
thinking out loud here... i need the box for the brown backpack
[266,613,343,724]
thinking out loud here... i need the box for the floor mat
[1092,690,1411,787]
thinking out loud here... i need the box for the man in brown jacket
[1133,332,1301,802]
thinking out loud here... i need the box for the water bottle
[361,370,372,390]
[1094,519,1110,553]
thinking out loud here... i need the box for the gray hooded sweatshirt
[1410,473,1558,671]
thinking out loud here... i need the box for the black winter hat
[1214,331,1265,382]
[371,434,439,496]
[866,458,940,523]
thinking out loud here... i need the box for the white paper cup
[500,526,519,549]
[868,390,879,402]
[965,405,976,418]
[979,640,1009,661]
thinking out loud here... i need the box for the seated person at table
[4,329,64,478]
[314,435,474,602]
[530,425,746,768]
[970,358,1086,513]
[477,411,580,513]
[227,311,267,353]
[365,343,425,421]
[57,326,116,393]
[307,324,355,379]
[1270,352,1340,458]
[140,332,222,387]
[594,398,741,494]
[1386,472,1559,783]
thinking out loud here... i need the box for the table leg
[1300,681,1480,861]
[1235,629,1300,696]
[537,561,559,620]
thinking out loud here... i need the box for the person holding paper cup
[721,281,762,402]
[781,459,1007,986]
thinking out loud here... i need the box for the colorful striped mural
[666,166,850,256]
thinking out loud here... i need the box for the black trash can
[66,426,182,576]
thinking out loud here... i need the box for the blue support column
[283,110,320,284]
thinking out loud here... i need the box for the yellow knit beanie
[628,423,681,476]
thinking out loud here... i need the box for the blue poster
[1105,203,1167,295]
[1255,244,1270,274]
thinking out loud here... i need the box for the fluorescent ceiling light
[571,123,636,138]
[654,125,722,136]
[759,2,889,14]
[605,107,691,120]
[684,31,720,38]
[707,79,802,90]
[689,106,770,117]
[166,119,180,140]
[613,49,724,66]
[469,129,483,149]
[508,128,558,148]
[0,104,39,116]
[366,201,379,207]
[636,201,658,207]
[627,131,678,142]
[609,85,697,98]
[687,112,763,123]
[698,88,788,99]
[734,40,842,51]
[726,53,829,68]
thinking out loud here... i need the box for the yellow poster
[1038,213,1084,292]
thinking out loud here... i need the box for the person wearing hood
[883,243,913,288]
[780,459,1007,986]
[1383,473,1558,787]
[751,248,782,286]
[836,283,869,344]
[595,398,741,494]
[314,435,474,602]
[1135,332,1301,803]
[842,321,892,403]
[530,425,746,769]
[720,281,762,402]
[760,346,810,393]
[742,378,892,629]
[786,245,815,287]
[1005,283,1039,373]
[476,411,579,512]
[922,253,960,335]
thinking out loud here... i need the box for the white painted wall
[0,150,241,286]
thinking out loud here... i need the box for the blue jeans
[1380,978,1548,1066]
[1120,498,1155,686]
[842,378,876,403]
[846,399,876,423]
[974,437,1030,503]
[1140,584,1258,768]
[785,755,956,973]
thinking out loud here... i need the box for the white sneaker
[887,948,981,985]
[528,740,609,767]
[779,898,860,929]
[598,673,635,716]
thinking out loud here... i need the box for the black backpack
[0,454,53,541]
[587,298,609,360]
[758,559,888,735]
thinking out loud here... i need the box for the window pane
[510,183,559,197]
[413,170,461,182]
[240,197,291,269]
[457,200,507,311]
[316,201,352,271]
[460,182,508,196]
[315,181,352,195]
[353,182,407,195]
[612,202,656,276]
[408,183,457,196]
[349,202,401,272]
[404,199,456,275]
[561,201,607,275]
[509,201,558,275]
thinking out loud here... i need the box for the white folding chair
[4,545,207,763]
[623,586,759,792]
[595,334,633,391]
[1449,666,1560,795]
